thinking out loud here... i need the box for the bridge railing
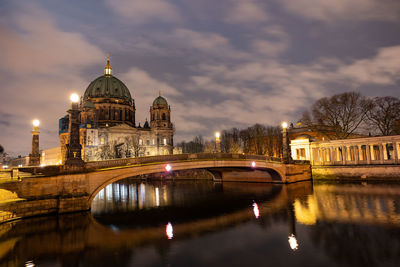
[85,153,283,170]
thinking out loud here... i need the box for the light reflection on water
[1,180,400,266]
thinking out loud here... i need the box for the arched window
[162,113,166,120]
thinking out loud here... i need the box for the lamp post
[65,93,84,168]
[215,132,221,153]
[282,121,291,163]
[28,119,41,166]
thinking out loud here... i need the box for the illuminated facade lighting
[251,161,256,168]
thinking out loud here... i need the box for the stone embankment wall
[0,174,90,223]
[312,165,400,180]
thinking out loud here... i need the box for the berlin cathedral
[59,56,174,162]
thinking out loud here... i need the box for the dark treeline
[178,124,283,156]
[301,92,400,139]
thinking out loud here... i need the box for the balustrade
[303,136,400,166]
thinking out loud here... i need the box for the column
[358,145,363,161]
[379,144,384,164]
[382,143,388,161]
[65,95,85,168]
[29,120,41,166]
[354,145,359,165]
[342,146,347,165]
[394,141,399,164]
[366,144,371,164]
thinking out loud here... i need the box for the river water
[1,179,400,266]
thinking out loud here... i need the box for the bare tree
[128,134,145,157]
[366,96,400,136]
[302,92,372,139]
[178,136,204,153]
[96,140,117,160]
[264,126,282,157]
[220,128,242,153]
[203,141,215,153]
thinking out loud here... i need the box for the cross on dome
[104,53,112,76]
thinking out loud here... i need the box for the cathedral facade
[59,57,174,162]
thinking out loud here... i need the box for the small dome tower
[150,92,172,129]
[150,91,174,155]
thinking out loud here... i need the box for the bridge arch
[87,160,286,206]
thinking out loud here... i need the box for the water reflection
[252,202,260,219]
[166,222,173,239]
[288,234,298,251]
[92,181,170,214]
[2,180,400,266]
[294,183,400,226]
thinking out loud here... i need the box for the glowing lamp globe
[215,132,220,139]
[70,93,80,103]
[251,161,256,168]
[32,119,40,127]
[165,164,172,172]
[282,121,288,129]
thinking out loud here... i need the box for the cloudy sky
[1,0,400,156]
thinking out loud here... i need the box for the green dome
[83,101,95,109]
[153,95,168,106]
[83,75,132,102]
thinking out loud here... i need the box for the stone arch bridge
[0,153,310,223]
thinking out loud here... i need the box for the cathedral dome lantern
[104,54,112,76]
[81,54,136,127]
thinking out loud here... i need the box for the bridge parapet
[85,153,283,170]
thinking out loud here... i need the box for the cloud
[0,5,103,76]
[225,0,268,24]
[278,0,400,22]
[119,68,180,123]
[105,0,181,24]
[0,4,104,155]
[338,46,400,85]
[165,29,249,60]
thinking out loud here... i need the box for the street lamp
[282,121,291,163]
[29,119,41,166]
[215,132,221,153]
[32,119,40,128]
[70,93,79,103]
[64,94,84,168]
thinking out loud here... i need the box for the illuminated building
[59,55,174,162]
